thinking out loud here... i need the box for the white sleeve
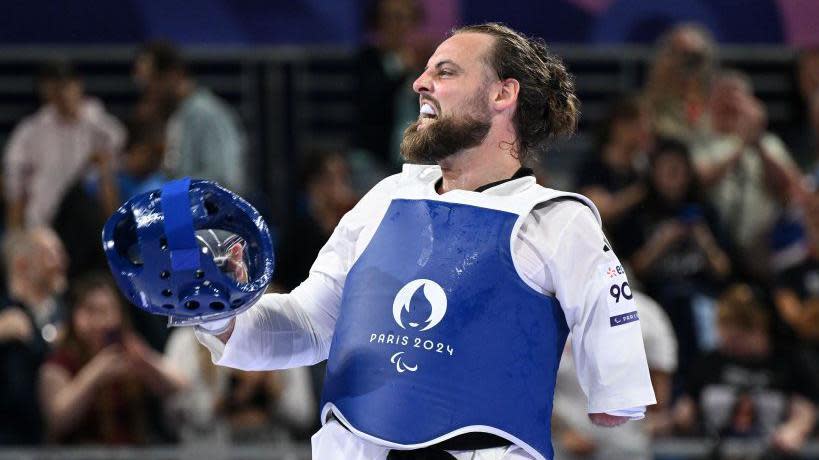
[544,203,656,415]
[195,174,400,370]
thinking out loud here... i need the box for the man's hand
[83,345,131,387]
[0,308,33,342]
[588,413,629,427]
[772,423,809,453]
[736,93,767,147]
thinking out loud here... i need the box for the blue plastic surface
[101,178,274,324]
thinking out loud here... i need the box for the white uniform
[195,165,656,459]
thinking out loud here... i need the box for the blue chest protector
[321,197,570,460]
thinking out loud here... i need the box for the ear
[492,78,519,112]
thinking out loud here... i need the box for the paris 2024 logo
[369,279,455,373]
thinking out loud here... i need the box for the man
[134,42,247,194]
[192,24,655,459]
[692,70,800,279]
[3,61,124,229]
[0,227,68,444]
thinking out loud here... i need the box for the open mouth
[419,102,438,122]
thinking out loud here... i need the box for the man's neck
[437,136,522,193]
[176,79,196,103]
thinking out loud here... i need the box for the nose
[412,69,432,95]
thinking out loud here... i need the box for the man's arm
[545,203,657,425]
[3,122,32,229]
[194,172,400,370]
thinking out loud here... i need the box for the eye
[437,69,454,77]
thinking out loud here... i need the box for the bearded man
[194,23,655,460]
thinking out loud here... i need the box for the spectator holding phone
[575,95,651,252]
[620,139,732,377]
[39,273,186,444]
[692,70,800,281]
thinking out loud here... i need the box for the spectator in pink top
[2,61,125,229]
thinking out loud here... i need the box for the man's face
[400,33,497,163]
[40,79,83,120]
[709,77,749,133]
[133,54,179,109]
[798,51,819,102]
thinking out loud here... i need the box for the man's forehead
[426,32,494,69]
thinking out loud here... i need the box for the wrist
[195,317,234,335]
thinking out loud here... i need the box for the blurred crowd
[0,0,818,458]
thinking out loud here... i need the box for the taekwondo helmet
[101,177,274,325]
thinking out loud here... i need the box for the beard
[400,108,492,164]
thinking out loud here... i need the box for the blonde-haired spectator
[644,23,716,143]
[0,227,68,444]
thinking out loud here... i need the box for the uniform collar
[434,167,535,194]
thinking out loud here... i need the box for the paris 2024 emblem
[369,279,455,373]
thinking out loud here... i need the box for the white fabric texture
[195,164,656,453]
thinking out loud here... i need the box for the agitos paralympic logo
[368,279,455,373]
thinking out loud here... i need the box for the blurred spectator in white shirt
[134,42,247,194]
[553,291,677,460]
[692,70,801,280]
[3,61,124,229]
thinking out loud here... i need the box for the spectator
[553,291,677,460]
[135,42,247,194]
[771,185,819,375]
[576,95,651,251]
[354,0,427,170]
[692,70,801,280]
[644,23,716,143]
[620,139,731,375]
[164,327,315,444]
[673,284,818,455]
[39,273,186,444]
[3,61,125,229]
[0,228,68,444]
[274,149,357,291]
[118,118,168,201]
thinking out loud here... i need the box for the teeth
[420,103,436,117]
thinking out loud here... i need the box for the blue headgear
[102,178,274,325]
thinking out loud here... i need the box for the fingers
[0,308,34,341]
